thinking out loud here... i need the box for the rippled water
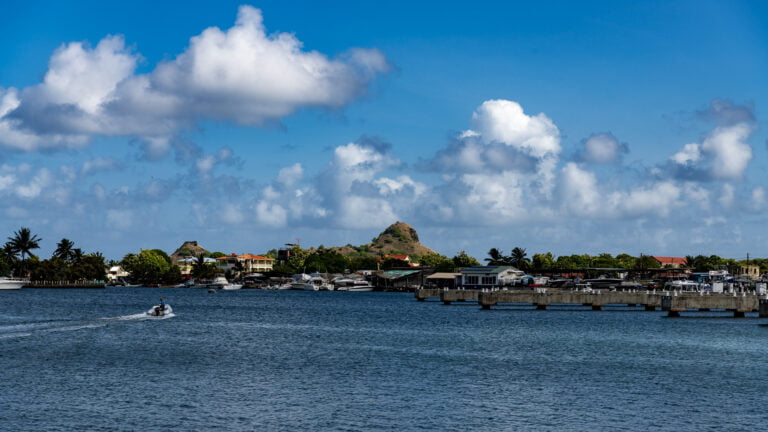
[1,287,766,431]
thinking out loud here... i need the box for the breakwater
[415,288,768,318]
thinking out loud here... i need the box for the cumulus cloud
[576,132,628,164]
[0,6,389,154]
[253,137,428,229]
[666,100,755,181]
[470,100,560,158]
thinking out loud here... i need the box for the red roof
[652,256,687,265]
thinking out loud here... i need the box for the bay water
[1,287,766,431]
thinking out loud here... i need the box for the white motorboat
[147,303,173,317]
[664,280,700,291]
[347,282,374,292]
[208,276,242,290]
[0,277,25,290]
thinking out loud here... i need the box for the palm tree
[510,247,530,270]
[191,253,210,279]
[7,227,42,261]
[7,227,42,277]
[54,238,75,262]
[71,248,83,264]
[485,248,505,265]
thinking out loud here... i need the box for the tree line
[0,227,107,281]
[480,247,765,273]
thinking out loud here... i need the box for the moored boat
[0,277,25,290]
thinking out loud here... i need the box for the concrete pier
[760,299,768,318]
[440,289,479,305]
[414,288,440,302]
[420,288,768,318]
[477,290,664,311]
[661,294,761,318]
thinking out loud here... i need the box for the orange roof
[385,254,410,260]
[652,256,687,265]
[237,254,273,260]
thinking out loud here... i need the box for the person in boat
[155,298,166,315]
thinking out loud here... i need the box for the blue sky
[1,0,767,261]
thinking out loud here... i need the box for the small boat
[0,277,25,290]
[147,303,173,317]
[208,276,242,290]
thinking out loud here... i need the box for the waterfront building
[216,254,275,275]
[107,265,129,282]
[460,266,525,289]
[425,272,461,289]
[651,256,687,268]
[735,264,760,280]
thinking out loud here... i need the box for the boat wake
[0,310,175,340]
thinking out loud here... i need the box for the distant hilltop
[329,221,437,258]
[170,241,210,263]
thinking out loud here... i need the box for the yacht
[0,277,25,290]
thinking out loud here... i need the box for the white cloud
[276,163,303,187]
[336,196,397,229]
[579,132,627,164]
[0,174,15,191]
[374,175,427,196]
[670,143,701,165]
[81,157,120,176]
[471,99,560,158]
[255,201,288,227]
[27,36,137,115]
[609,181,681,218]
[701,123,753,180]
[15,168,52,199]
[558,163,601,216]
[668,121,754,181]
[0,6,389,153]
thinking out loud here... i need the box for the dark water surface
[1,288,766,431]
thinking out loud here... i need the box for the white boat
[147,303,173,317]
[664,280,700,291]
[347,281,374,292]
[208,276,242,290]
[0,277,25,290]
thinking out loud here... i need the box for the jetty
[414,288,768,318]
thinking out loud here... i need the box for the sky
[1,0,767,261]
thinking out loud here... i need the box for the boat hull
[0,278,25,290]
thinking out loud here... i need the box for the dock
[414,288,768,318]
[24,281,106,289]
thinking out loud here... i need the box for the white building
[460,266,525,289]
